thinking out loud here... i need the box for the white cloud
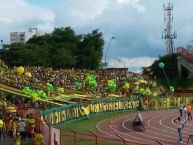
[54,0,146,27]
[108,56,157,72]
[116,0,146,12]
[0,0,55,42]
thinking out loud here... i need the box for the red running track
[96,110,193,145]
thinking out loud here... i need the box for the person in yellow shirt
[0,119,6,140]
[0,119,3,139]
[34,131,43,145]
[15,133,21,145]
[13,120,18,138]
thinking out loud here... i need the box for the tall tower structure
[162,3,177,54]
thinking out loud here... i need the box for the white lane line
[147,115,177,136]
[97,114,160,144]
[160,116,192,135]
[113,115,157,144]
[122,116,177,144]
[96,119,115,137]
[171,117,193,129]
[97,110,180,145]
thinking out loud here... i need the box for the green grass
[61,110,158,145]
[61,111,132,145]
[62,111,130,132]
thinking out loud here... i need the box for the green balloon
[30,93,38,100]
[75,82,82,89]
[159,62,164,69]
[107,80,116,92]
[139,88,145,94]
[152,92,158,97]
[37,90,47,99]
[170,86,175,92]
[89,80,97,89]
[23,86,31,95]
[152,82,157,88]
[134,86,139,92]
[86,74,95,83]
[145,89,151,95]
[46,83,54,91]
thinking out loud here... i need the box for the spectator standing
[173,117,184,144]
[0,119,7,140]
[34,131,43,145]
[183,105,187,123]
[18,119,26,141]
[179,101,183,117]
[187,104,192,120]
[15,133,21,145]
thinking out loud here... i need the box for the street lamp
[104,36,115,68]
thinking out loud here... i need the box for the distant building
[10,28,41,44]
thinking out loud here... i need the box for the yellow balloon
[152,92,158,97]
[123,83,130,90]
[17,66,25,74]
[32,96,39,102]
[25,72,32,77]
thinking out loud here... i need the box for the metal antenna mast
[162,3,177,54]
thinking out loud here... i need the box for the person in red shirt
[186,104,192,120]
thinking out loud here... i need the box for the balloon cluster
[46,83,54,91]
[36,90,47,99]
[75,82,82,89]
[107,80,116,92]
[86,74,97,89]
[22,86,47,101]
[22,86,31,95]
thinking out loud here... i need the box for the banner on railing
[40,96,193,125]
[149,96,193,109]
[40,98,140,125]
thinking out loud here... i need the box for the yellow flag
[81,105,90,116]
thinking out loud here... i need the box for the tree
[76,29,104,69]
[0,27,104,69]
[144,54,178,80]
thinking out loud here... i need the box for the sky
[0,0,193,72]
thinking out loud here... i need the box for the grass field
[61,111,135,145]
[62,111,130,132]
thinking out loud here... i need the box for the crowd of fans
[0,59,165,98]
[0,93,44,145]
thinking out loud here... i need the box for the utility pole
[162,3,177,54]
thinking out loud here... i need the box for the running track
[96,110,193,145]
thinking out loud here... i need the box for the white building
[10,28,41,44]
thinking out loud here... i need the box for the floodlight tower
[162,3,177,54]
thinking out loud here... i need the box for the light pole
[104,36,115,68]
[0,40,3,49]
